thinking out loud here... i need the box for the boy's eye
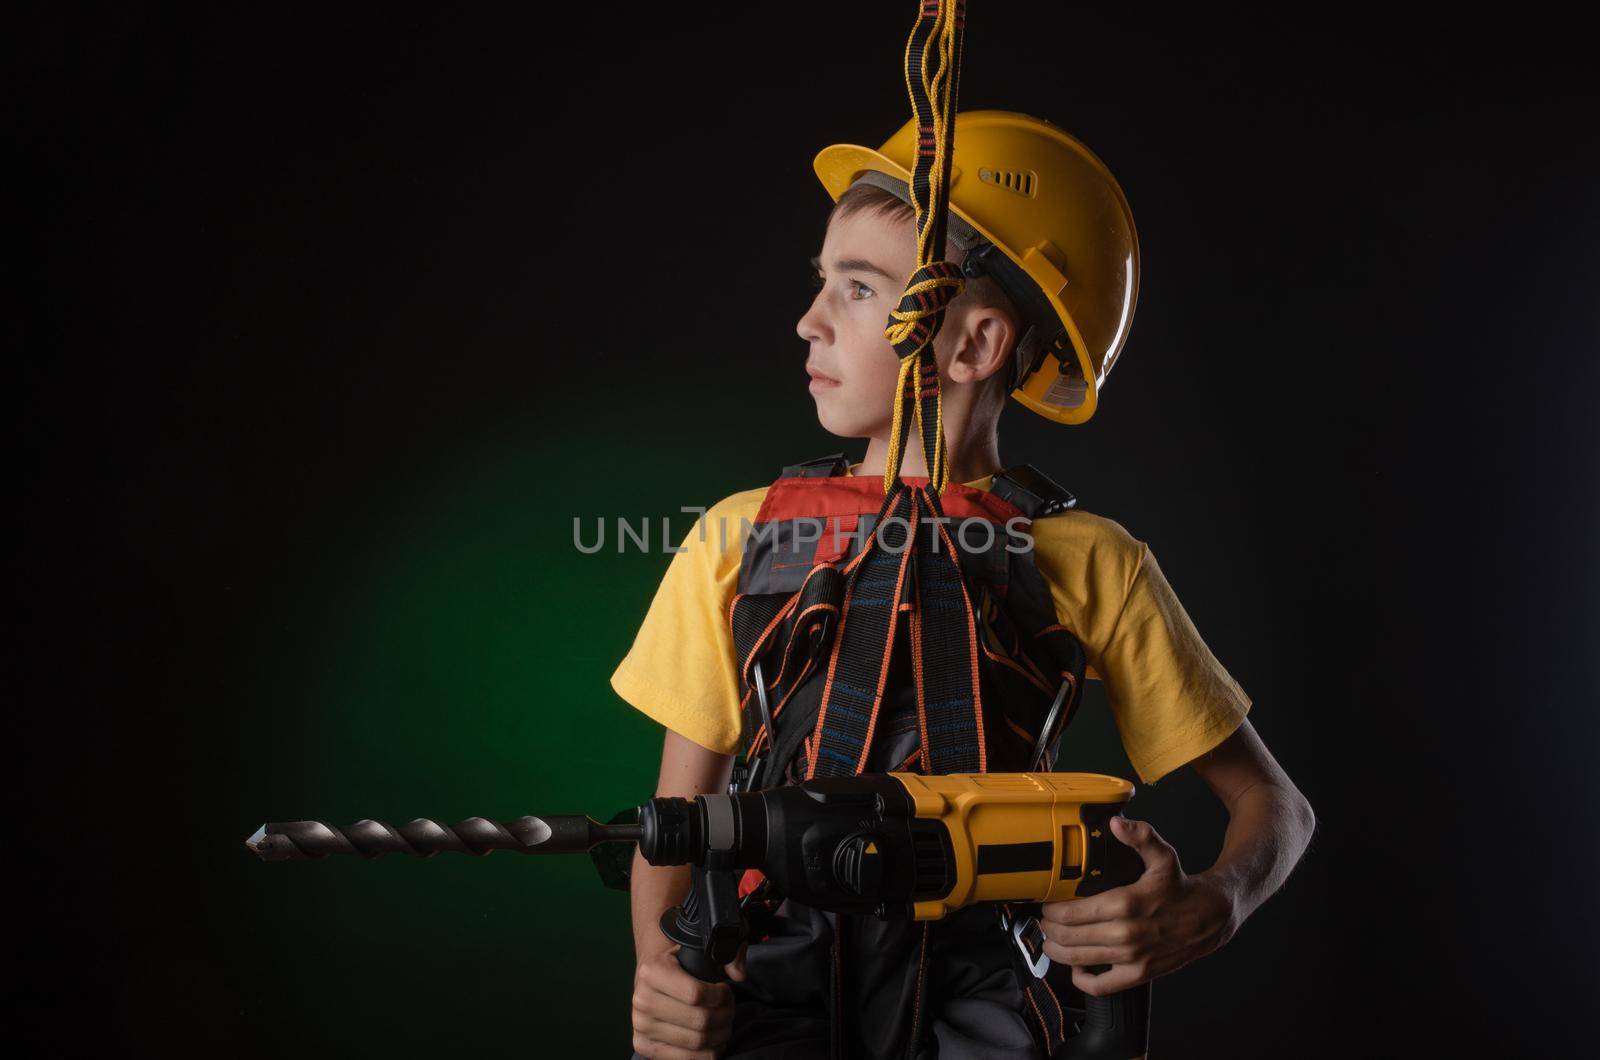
[807,271,874,300]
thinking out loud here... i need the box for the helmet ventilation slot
[978,168,1036,196]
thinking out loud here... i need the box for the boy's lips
[807,364,841,391]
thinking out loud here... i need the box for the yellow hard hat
[813,110,1140,424]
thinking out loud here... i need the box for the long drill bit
[246,814,642,861]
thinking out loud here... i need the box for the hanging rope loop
[882,0,967,496]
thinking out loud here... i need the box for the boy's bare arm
[1038,718,1316,997]
[1186,718,1317,922]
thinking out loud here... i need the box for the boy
[613,112,1315,1060]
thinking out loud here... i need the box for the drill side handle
[660,862,746,984]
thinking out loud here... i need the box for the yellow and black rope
[883,0,967,496]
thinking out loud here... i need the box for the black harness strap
[1002,902,1076,1054]
[781,452,851,478]
[806,485,917,778]
[906,486,986,775]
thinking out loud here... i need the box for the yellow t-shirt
[609,467,1251,785]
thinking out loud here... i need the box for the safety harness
[728,3,1096,1053]
[728,456,1090,1055]
[730,454,1086,784]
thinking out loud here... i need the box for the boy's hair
[829,181,1019,416]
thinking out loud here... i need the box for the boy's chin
[813,398,889,441]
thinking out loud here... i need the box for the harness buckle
[1000,907,1052,979]
[731,752,769,796]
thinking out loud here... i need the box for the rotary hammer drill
[250,770,1151,1058]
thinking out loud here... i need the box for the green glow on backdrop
[226,429,783,1055]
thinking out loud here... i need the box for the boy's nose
[796,296,828,344]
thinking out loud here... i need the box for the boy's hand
[1038,816,1238,997]
[630,945,746,1060]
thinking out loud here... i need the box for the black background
[23,3,1598,1057]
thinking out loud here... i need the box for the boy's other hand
[631,945,746,1060]
[1037,815,1239,997]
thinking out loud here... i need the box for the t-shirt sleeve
[1096,545,1252,784]
[608,494,756,755]
[1032,514,1252,785]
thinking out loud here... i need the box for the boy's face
[796,207,937,439]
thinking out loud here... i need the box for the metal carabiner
[732,658,777,795]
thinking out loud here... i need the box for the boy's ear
[945,307,1017,386]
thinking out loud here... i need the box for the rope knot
[883,260,966,360]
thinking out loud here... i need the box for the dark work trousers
[631,901,1042,1060]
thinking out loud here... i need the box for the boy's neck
[857,430,1002,487]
